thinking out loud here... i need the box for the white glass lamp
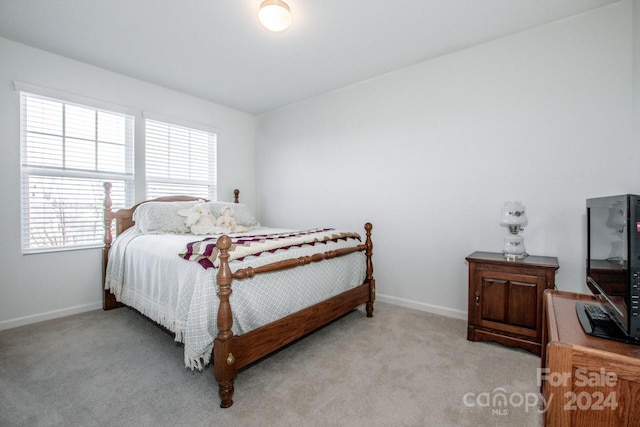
[500,201,528,259]
[258,0,292,33]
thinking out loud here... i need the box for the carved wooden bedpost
[103,182,113,257]
[364,222,375,317]
[102,183,115,310]
[214,235,237,408]
[233,189,239,204]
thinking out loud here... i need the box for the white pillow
[133,201,201,234]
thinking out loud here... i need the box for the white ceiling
[0,0,620,114]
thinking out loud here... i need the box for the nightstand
[466,251,559,355]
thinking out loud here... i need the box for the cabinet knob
[475,291,480,305]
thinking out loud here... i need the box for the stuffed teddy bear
[178,202,220,235]
[215,206,249,233]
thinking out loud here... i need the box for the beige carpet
[0,302,543,426]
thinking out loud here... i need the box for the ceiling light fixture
[258,0,292,33]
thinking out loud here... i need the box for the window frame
[143,112,218,201]
[16,82,135,254]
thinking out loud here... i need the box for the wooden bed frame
[101,183,375,408]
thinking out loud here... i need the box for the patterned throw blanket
[179,228,361,269]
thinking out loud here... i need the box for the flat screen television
[577,194,640,344]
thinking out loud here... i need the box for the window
[20,91,134,253]
[145,117,217,200]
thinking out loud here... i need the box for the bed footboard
[213,223,375,408]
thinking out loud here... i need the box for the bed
[101,183,375,408]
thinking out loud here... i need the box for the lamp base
[503,252,528,260]
[503,235,527,260]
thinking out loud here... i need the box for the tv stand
[542,290,640,426]
[576,302,640,345]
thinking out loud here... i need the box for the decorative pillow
[177,202,222,235]
[209,202,260,228]
[133,201,201,234]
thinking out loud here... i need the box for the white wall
[1,1,636,329]
[0,38,257,329]
[256,2,636,318]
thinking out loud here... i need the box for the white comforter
[105,227,366,369]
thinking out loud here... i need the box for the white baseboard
[0,302,102,331]
[376,293,467,320]
[0,295,465,331]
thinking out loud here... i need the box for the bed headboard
[102,182,240,248]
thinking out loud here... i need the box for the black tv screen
[586,194,640,341]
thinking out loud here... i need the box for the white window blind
[20,92,134,253]
[145,118,217,200]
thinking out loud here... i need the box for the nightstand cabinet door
[475,271,542,338]
[466,252,559,356]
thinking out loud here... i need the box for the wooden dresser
[542,290,640,426]
[466,251,559,355]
